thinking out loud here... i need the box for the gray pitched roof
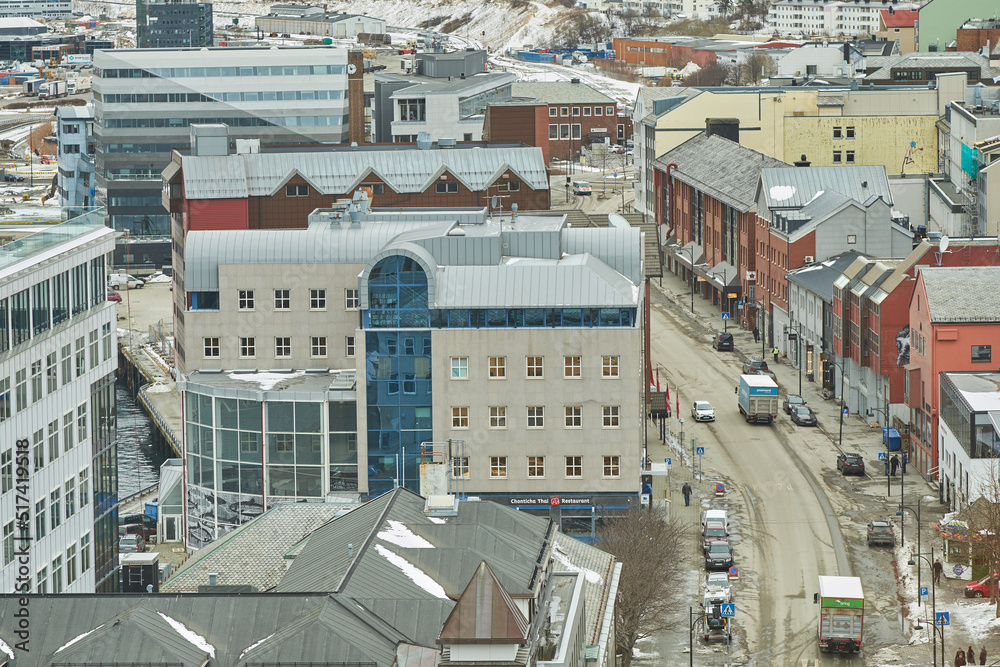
[759,165,893,210]
[786,251,868,302]
[511,81,616,105]
[655,134,789,212]
[921,266,1000,323]
[865,51,1000,80]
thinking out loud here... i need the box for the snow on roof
[54,625,105,654]
[377,520,434,549]
[239,633,275,660]
[226,370,306,391]
[374,544,448,599]
[157,612,217,658]
[0,636,14,661]
[552,543,603,584]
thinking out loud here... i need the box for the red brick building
[956,18,1000,53]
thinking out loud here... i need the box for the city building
[255,4,386,38]
[956,18,1000,53]
[0,210,119,593]
[768,0,916,38]
[917,0,999,52]
[875,9,917,53]
[93,46,359,271]
[862,51,1000,86]
[774,41,896,79]
[55,104,95,217]
[173,194,643,547]
[373,51,513,144]
[0,18,90,61]
[0,0,71,19]
[938,371,1000,511]
[631,86,695,218]
[136,0,213,48]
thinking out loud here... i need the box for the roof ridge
[334,488,405,593]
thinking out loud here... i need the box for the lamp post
[910,549,940,666]
[674,244,695,314]
[897,499,922,604]
[828,359,847,452]
[870,405,895,498]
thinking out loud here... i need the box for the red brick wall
[956,27,1000,52]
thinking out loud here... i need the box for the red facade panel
[187,199,250,231]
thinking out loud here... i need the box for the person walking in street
[773,346,779,363]
[902,452,908,474]
[968,645,977,664]
[956,648,967,667]
[890,454,900,477]
[682,482,692,507]
[934,558,944,585]
[979,646,987,665]
[753,327,759,343]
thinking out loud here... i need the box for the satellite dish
[608,213,629,229]
[940,235,949,253]
[491,195,499,209]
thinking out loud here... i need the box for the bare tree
[735,50,776,85]
[681,61,732,86]
[966,463,1000,616]
[598,507,687,667]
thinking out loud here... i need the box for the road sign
[666,458,671,465]
[953,564,965,576]
[878,452,887,461]
[737,300,744,307]
[721,312,730,321]
[920,586,929,597]
[720,603,735,617]
[728,566,739,579]
[715,483,725,497]
[936,611,950,626]
[696,446,705,455]
[843,407,849,415]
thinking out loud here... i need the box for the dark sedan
[783,394,806,414]
[790,405,818,426]
[704,541,734,571]
[867,520,896,547]
[837,453,865,476]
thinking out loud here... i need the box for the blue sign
[665,458,671,465]
[737,300,744,307]
[954,564,965,576]
[843,407,849,415]
[936,611,950,626]
[878,452,887,461]
[721,312,730,321]
[721,603,735,617]
[696,446,705,455]
[920,586,929,597]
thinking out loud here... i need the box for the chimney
[208,573,218,586]
[794,154,811,167]
[348,543,354,557]
[705,118,740,144]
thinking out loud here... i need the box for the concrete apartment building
[875,9,917,53]
[0,211,119,592]
[255,4,385,38]
[136,0,213,48]
[55,104,95,217]
[94,46,356,270]
[0,0,71,19]
[768,0,916,38]
[173,194,643,548]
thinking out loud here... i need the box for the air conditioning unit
[804,255,815,263]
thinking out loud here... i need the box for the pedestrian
[979,646,987,665]
[753,327,759,343]
[968,645,977,664]
[773,346,779,362]
[902,451,908,474]
[682,482,692,507]
[955,648,967,667]
[890,454,899,477]
[934,558,944,585]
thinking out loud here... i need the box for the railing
[138,383,181,456]
[118,481,159,508]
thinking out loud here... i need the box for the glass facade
[90,372,118,592]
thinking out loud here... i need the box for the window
[62,412,73,452]
[565,405,582,428]
[565,456,582,478]
[602,355,619,378]
[398,98,426,121]
[238,289,254,310]
[451,357,468,379]
[48,420,58,462]
[603,405,620,428]
[50,488,61,530]
[549,107,557,117]
[285,184,309,197]
[603,455,621,478]
[595,106,603,116]
[527,456,545,478]
[81,533,91,572]
[46,352,57,393]
[606,106,614,115]
[274,337,291,358]
[436,182,458,194]
[583,106,591,116]
[564,355,581,378]
[832,151,842,164]
[496,181,520,192]
[77,404,86,443]
[846,126,855,139]
[79,470,88,507]
[572,106,580,116]
[34,498,45,539]
[361,183,384,195]
[310,289,326,310]
[560,106,569,116]
[526,356,543,378]
[65,478,75,518]
[572,124,581,140]
[15,368,26,410]
[527,406,544,428]
[549,124,558,139]
[0,378,8,423]
[452,406,469,428]
[66,544,77,585]
[1,450,10,494]
[203,337,219,358]
[2,521,12,566]
[32,430,42,471]
[833,126,842,139]
[345,336,356,357]
[489,406,506,428]
[273,289,290,309]
[489,356,506,379]
[60,344,71,386]
[311,336,327,357]
[30,360,41,402]
[36,566,47,594]
[973,345,992,363]
[345,289,359,309]
[74,337,85,377]
[846,150,855,164]
[239,337,256,358]
[452,456,469,478]
[560,124,570,139]
[490,456,507,478]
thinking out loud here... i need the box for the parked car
[751,368,779,384]
[837,453,866,476]
[712,332,734,351]
[691,400,715,422]
[790,405,818,426]
[108,273,144,290]
[866,520,896,547]
[118,534,145,553]
[572,180,592,195]
[705,541,734,570]
[965,573,1000,598]
[704,571,733,604]
[106,290,121,302]
[742,357,768,374]
[3,172,23,182]
[783,394,806,414]
[702,520,728,552]
[701,509,729,531]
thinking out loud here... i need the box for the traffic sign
[721,312,730,321]
[843,407,849,415]
[715,483,725,497]
[720,603,735,617]
[936,611,950,626]
[878,452,887,461]
[737,300,744,307]
[665,458,671,465]
[920,586,929,597]
[728,566,739,579]
[696,446,705,455]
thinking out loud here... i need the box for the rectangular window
[0,377,9,422]
[603,405,620,428]
[81,533,91,572]
[46,352,57,393]
[583,106,591,116]
[973,345,992,363]
[549,124,558,139]
[274,337,291,358]
[240,337,256,358]
[63,412,73,452]
[1,449,10,493]
[565,405,582,428]
[832,151,842,164]
[273,289,290,310]
[490,456,507,478]
[102,322,112,362]
[549,107,557,117]
[526,356,543,378]
[560,124,570,139]
[564,355,581,378]
[311,336,327,357]
[204,337,220,357]
[65,478,75,518]
[489,406,506,428]
[89,330,98,370]
[572,106,580,116]
[50,488,61,530]
[451,406,469,428]
[602,355,620,377]
[66,544,77,584]
[77,404,86,443]
[451,357,468,379]
[2,521,12,566]
[15,368,26,411]
[237,289,255,310]
[603,455,621,478]
[435,182,459,194]
[572,123,581,139]
[846,126,855,138]
[527,456,545,478]
[34,498,45,539]
[33,430,43,472]
[48,420,58,462]
[61,344,71,386]
[285,184,309,197]
[595,106,603,116]
[345,336,356,357]
[846,150,855,164]
[489,356,506,379]
[833,126,842,139]
[74,336,85,377]
[30,360,41,402]
[452,456,469,478]
[565,456,582,478]
[561,106,569,116]
[527,406,544,428]
[606,106,614,115]
[345,289,359,309]
[310,289,326,310]
[36,566,46,594]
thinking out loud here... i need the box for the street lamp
[828,359,847,452]
[897,499,922,604]
[910,549,941,666]
[672,243,696,314]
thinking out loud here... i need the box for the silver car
[691,401,715,422]
[119,534,145,553]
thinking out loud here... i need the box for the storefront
[477,493,639,543]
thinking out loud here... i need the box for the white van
[701,509,729,531]
[108,273,144,290]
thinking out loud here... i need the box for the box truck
[22,78,45,96]
[38,79,67,100]
[67,76,90,94]
[816,576,864,653]
[737,374,778,423]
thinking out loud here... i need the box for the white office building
[0,0,71,19]
[55,104,95,217]
[0,210,119,592]
[769,0,917,37]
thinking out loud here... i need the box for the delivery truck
[67,76,90,94]
[38,79,67,100]
[815,576,864,653]
[737,374,778,423]
[22,77,45,96]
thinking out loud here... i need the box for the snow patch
[0,636,15,660]
[55,625,105,654]
[804,189,825,205]
[157,612,217,658]
[227,370,306,391]
[552,547,603,584]
[769,185,796,202]
[145,273,171,283]
[374,544,449,599]
[428,517,447,524]
[146,383,171,393]
[377,519,434,548]
[239,633,275,659]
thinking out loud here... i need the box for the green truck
[816,575,864,654]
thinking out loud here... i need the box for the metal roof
[759,165,893,211]
[921,266,1000,323]
[786,251,868,302]
[181,146,548,200]
[511,81,616,105]
[866,52,1000,81]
